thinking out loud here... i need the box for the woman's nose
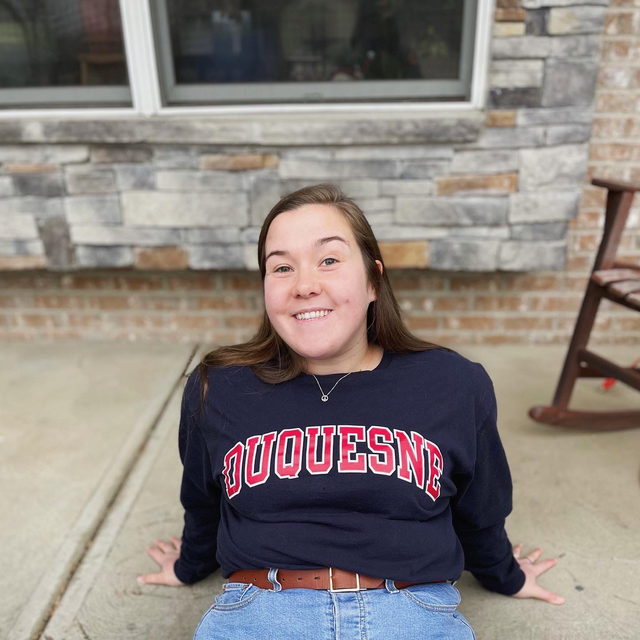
[292,270,320,296]
[294,283,320,296]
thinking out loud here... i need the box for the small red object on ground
[600,355,640,391]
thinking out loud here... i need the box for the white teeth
[295,310,331,320]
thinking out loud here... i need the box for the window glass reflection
[0,0,128,90]
[166,0,464,86]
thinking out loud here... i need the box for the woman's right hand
[137,536,186,587]
[510,543,565,604]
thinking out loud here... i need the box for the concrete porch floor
[1,341,639,640]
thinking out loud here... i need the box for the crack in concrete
[77,620,92,640]
[612,595,640,607]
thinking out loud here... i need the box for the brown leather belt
[228,567,448,592]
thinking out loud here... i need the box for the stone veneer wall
[1,0,639,344]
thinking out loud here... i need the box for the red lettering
[425,441,443,501]
[306,425,336,474]
[395,430,426,489]
[367,426,395,475]
[338,425,367,472]
[245,431,277,487]
[222,441,244,498]
[275,428,304,479]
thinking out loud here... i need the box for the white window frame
[0,0,494,119]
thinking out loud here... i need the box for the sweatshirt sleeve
[450,372,526,596]
[173,369,222,585]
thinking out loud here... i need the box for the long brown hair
[192,183,455,420]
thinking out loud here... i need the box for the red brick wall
[0,269,637,344]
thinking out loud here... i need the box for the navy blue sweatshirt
[173,347,527,596]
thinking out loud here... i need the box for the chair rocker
[529,178,640,432]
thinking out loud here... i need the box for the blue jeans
[193,568,476,640]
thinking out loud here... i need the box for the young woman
[138,184,565,639]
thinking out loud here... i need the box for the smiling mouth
[293,310,333,323]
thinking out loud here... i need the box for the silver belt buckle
[328,567,364,592]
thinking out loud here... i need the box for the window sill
[0,109,484,146]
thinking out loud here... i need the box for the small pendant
[321,394,329,402]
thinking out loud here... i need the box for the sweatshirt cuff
[174,556,220,585]
[479,555,526,596]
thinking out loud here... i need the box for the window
[152,0,477,106]
[0,0,131,108]
[0,0,488,113]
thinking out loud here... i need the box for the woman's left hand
[510,543,565,605]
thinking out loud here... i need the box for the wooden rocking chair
[529,178,640,431]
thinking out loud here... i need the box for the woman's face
[263,204,379,364]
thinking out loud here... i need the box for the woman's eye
[274,258,337,273]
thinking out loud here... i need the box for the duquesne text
[222,425,444,501]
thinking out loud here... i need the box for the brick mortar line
[8,310,636,320]
[603,9,640,15]
[0,289,254,300]
[2,329,636,337]
[589,160,640,165]
[593,115,640,119]
[1,331,637,341]
[596,89,640,93]
[26,295,637,306]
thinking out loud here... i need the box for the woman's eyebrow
[265,236,350,263]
